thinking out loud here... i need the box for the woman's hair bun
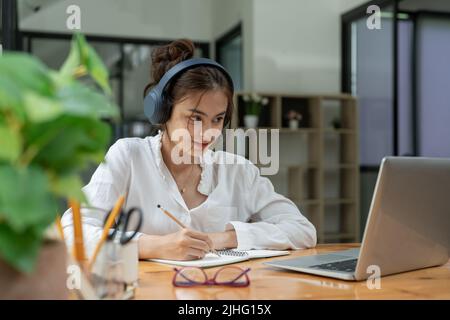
[150,39,195,85]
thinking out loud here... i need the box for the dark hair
[143,39,234,128]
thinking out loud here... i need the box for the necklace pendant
[180,188,186,194]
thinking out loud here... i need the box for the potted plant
[242,93,269,128]
[285,110,303,129]
[0,33,119,299]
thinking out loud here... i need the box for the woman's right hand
[138,228,214,261]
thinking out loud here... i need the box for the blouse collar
[149,130,215,196]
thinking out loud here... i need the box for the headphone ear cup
[144,88,164,124]
[158,93,172,124]
[152,90,163,124]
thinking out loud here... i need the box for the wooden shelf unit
[231,92,360,243]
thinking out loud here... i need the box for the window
[215,23,243,91]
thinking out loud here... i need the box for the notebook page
[149,252,248,268]
[148,250,290,267]
[221,249,290,259]
[245,250,290,259]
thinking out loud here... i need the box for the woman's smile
[193,140,210,150]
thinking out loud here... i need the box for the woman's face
[164,90,228,160]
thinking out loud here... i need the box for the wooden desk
[135,243,450,299]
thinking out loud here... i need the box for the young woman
[62,39,316,261]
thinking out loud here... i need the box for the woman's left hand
[207,230,238,250]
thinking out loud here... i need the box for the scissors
[103,207,143,245]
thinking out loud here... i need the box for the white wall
[250,0,368,93]
[211,0,246,38]
[340,0,369,13]
[19,0,213,42]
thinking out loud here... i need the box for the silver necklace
[178,164,196,194]
[162,130,196,194]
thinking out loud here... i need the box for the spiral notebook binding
[217,249,249,257]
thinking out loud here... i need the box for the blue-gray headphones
[144,58,234,124]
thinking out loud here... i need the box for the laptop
[265,157,450,281]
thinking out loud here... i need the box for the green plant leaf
[0,223,43,273]
[49,173,86,203]
[244,101,262,116]
[57,82,118,119]
[24,116,111,174]
[22,82,118,123]
[0,165,58,232]
[85,45,111,95]
[59,36,82,80]
[60,33,111,94]
[0,53,54,97]
[23,92,63,123]
[76,33,111,94]
[0,75,26,121]
[0,125,22,163]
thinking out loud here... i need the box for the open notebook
[148,249,290,268]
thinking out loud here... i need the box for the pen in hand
[157,204,221,258]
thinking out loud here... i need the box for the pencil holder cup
[90,239,138,299]
[120,240,139,285]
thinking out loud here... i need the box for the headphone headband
[144,58,234,124]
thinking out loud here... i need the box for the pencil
[55,214,65,243]
[88,195,125,271]
[157,204,186,228]
[157,204,221,257]
[69,199,86,264]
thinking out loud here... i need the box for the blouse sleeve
[61,139,139,257]
[226,161,317,251]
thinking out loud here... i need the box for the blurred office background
[1,0,449,243]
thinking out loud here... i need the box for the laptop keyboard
[310,259,358,273]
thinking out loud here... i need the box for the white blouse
[61,131,317,256]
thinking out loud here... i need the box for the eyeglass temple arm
[226,268,251,283]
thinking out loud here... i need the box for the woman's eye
[189,115,202,122]
[213,117,224,123]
